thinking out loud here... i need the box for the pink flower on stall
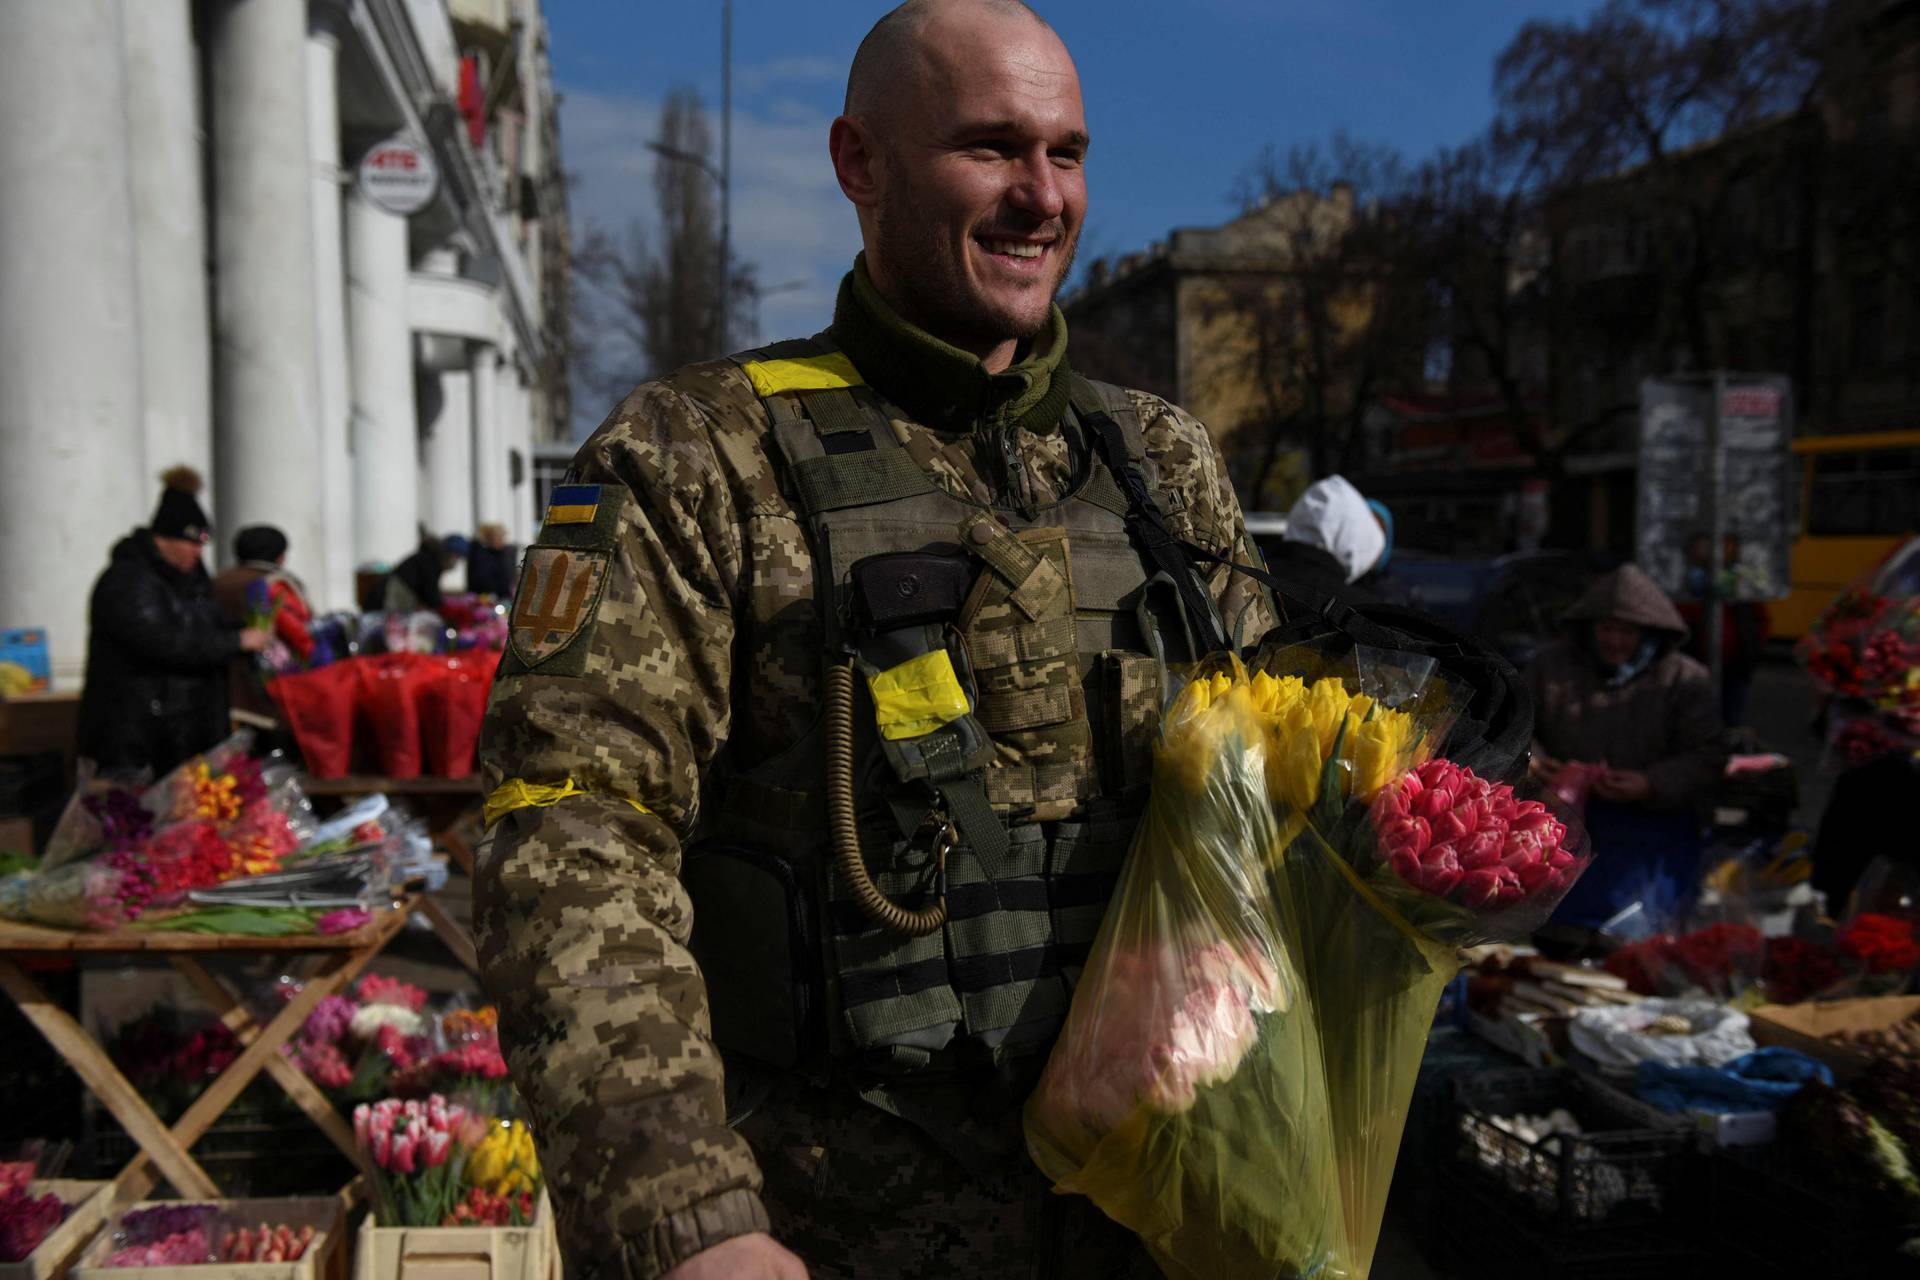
[357,974,430,1013]
[317,908,372,935]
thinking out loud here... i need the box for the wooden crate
[71,1197,344,1280]
[352,1191,555,1280]
[0,1180,111,1280]
[1749,994,1920,1083]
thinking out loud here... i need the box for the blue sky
[553,0,1603,430]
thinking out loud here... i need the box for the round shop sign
[358,136,438,215]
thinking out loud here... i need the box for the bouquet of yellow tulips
[1028,642,1589,1279]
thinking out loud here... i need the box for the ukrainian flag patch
[545,484,602,525]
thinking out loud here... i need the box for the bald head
[845,0,1054,121]
[828,0,1086,367]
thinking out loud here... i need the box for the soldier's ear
[830,115,882,210]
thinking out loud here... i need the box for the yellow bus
[1776,429,1920,637]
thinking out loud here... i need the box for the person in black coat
[465,522,516,598]
[77,468,269,777]
[383,533,464,614]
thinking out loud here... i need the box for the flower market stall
[0,901,417,1204]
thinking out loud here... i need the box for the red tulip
[1379,815,1431,862]
[1459,829,1505,869]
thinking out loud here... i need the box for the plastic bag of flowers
[1246,639,1591,1277]
[0,859,143,931]
[1025,660,1351,1280]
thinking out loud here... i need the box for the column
[503,366,536,546]
[308,7,355,610]
[471,343,505,529]
[347,189,418,567]
[0,0,146,685]
[208,0,325,582]
[423,361,475,539]
[122,0,213,519]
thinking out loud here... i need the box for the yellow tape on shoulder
[741,353,865,397]
[867,650,971,740]
[483,777,653,828]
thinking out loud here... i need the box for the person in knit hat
[77,466,270,776]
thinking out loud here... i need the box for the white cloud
[560,88,862,433]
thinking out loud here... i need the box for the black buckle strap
[1082,409,1232,656]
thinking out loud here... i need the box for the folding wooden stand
[0,899,418,1204]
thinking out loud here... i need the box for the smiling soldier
[477,2,1275,1277]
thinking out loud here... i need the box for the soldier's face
[864,14,1087,359]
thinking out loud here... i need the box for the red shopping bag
[420,653,497,778]
[354,653,434,779]
[267,663,360,779]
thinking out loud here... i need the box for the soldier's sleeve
[1126,390,1282,647]
[475,380,767,1279]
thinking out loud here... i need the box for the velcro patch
[510,547,610,667]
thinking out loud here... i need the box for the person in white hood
[1265,476,1392,604]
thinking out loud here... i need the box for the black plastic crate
[1706,1142,1920,1279]
[1431,1173,1704,1280]
[1447,1067,1695,1232]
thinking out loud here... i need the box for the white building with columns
[0,0,570,685]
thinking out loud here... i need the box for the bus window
[1807,448,1920,537]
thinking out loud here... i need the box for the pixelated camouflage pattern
[958,525,1090,821]
[477,353,1276,1277]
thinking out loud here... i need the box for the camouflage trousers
[736,1077,1160,1280]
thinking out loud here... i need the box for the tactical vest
[685,336,1219,1083]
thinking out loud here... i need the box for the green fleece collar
[829,254,1072,436]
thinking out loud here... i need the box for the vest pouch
[855,622,995,785]
[683,843,820,1070]
[1094,650,1165,797]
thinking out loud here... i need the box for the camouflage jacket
[476,350,1278,1278]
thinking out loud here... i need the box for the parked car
[1371,550,1615,669]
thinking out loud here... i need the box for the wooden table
[0,899,418,1205]
[299,775,485,973]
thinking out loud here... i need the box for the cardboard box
[353,1190,555,1280]
[1748,994,1920,1083]
[0,629,51,694]
[0,1181,111,1280]
[73,1197,343,1280]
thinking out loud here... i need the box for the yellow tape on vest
[483,777,653,828]
[867,650,971,740]
[740,353,865,396]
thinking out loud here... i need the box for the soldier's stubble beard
[872,192,1078,355]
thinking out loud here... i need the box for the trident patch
[510,547,610,667]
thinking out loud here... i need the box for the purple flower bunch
[303,994,357,1046]
[83,789,153,851]
[117,1203,217,1248]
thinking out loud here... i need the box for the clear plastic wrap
[1026,664,1350,1279]
[1027,646,1593,1279]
